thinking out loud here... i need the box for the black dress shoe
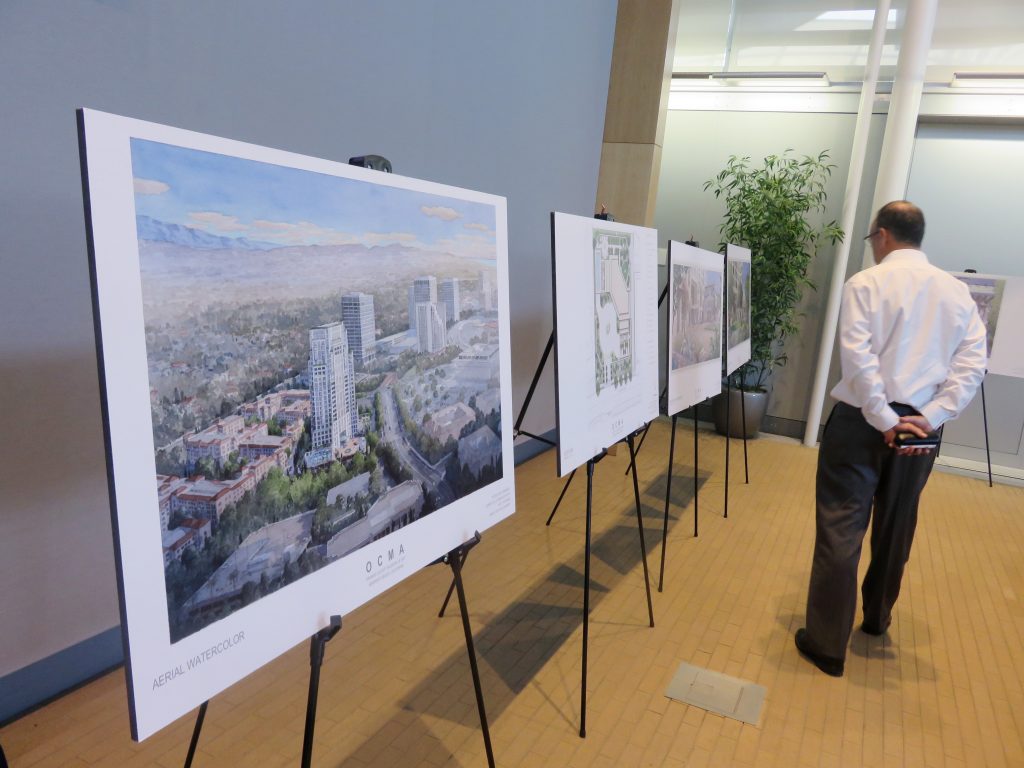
[794,628,844,677]
[860,619,890,636]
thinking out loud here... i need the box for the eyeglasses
[863,230,880,241]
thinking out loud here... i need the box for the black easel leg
[580,458,594,739]
[437,550,469,618]
[694,407,699,538]
[301,616,342,768]
[546,469,576,526]
[659,414,678,592]
[513,332,554,436]
[635,421,652,453]
[449,548,496,768]
[625,420,653,475]
[183,700,208,768]
[627,434,655,628]
[981,380,993,487]
[741,387,749,484]
[724,380,730,519]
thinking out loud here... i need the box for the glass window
[673,1,1024,85]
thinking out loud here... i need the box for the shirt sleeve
[838,280,899,432]
[918,304,988,430]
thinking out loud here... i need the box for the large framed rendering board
[725,244,751,376]
[551,212,659,476]
[951,271,1024,379]
[666,241,723,416]
[78,109,515,740]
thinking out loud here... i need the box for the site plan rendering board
[550,212,659,476]
[666,241,723,417]
[78,109,515,740]
[725,244,752,376]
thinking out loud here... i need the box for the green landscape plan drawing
[593,229,634,394]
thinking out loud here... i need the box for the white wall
[0,0,617,684]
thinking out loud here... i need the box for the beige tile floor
[3,420,1024,767]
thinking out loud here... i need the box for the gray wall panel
[0,0,616,688]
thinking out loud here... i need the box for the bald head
[865,201,925,263]
[875,201,925,248]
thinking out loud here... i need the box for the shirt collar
[879,248,928,266]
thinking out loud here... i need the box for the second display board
[551,212,660,476]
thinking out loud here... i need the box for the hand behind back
[882,414,936,456]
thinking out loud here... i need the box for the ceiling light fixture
[670,72,831,89]
[951,72,1024,88]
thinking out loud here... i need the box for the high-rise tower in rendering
[415,302,447,353]
[308,322,357,458]
[408,276,438,333]
[341,292,376,368]
[479,270,493,312]
[439,277,460,326]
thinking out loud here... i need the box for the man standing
[796,200,987,677]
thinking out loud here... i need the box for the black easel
[182,615,342,768]
[721,253,751,521]
[432,532,496,768]
[957,271,994,487]
[513,332,558,451]
[721,376,751,513]
[301,615,343,768]
[183,700,208,768]
[723,253,730,520]
[657,402,703,592]
[980,377,993,487]
[515,367,657,738]
[508,330,579,526]
[579,434,655,738]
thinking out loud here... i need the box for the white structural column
[802,0,939,446]
[865,0,939,267]
[802,0,892,447]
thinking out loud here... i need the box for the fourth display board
[725,244,752,376]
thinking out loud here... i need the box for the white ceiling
[673,0,1024,80]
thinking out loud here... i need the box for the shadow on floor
[327,451,721,762]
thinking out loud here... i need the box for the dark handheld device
[894,431,940,448]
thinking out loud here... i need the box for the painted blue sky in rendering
[130,139,497,258]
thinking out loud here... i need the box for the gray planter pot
[711,388,769,438]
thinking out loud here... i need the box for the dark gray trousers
[805,402,938,660]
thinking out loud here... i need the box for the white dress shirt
[830,249,988,432]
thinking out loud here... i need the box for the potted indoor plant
[704,150,844,437]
